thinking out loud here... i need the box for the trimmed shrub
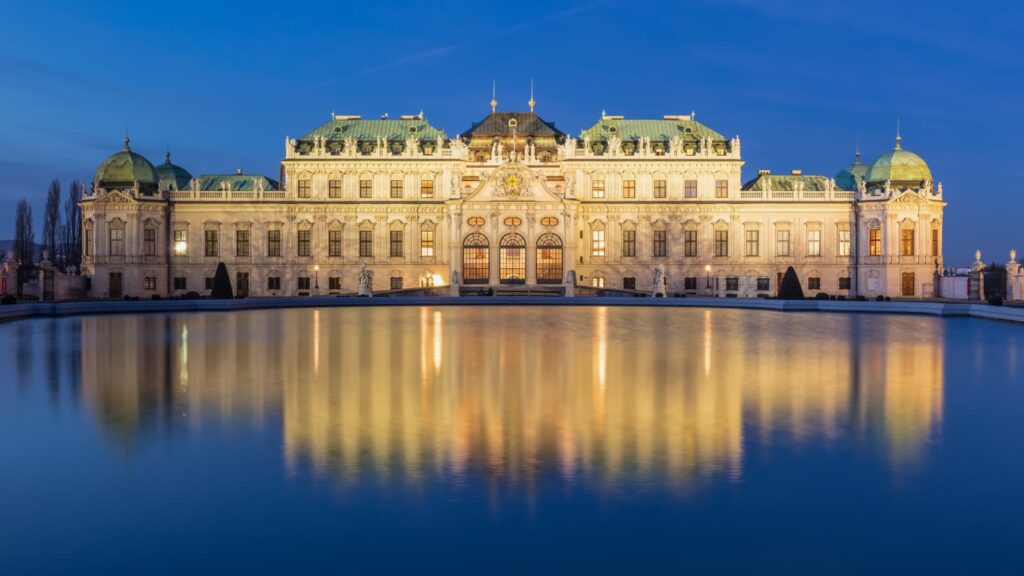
[778,266,804,300]
[210,262,233,300]
[884,296,892,302]
[855,295,867,301]
[1,295,16,305]
[151,294,162,301]
[875,295,885,302]
[988,295,1004,306]
[184,291,201,300]
[815,292,830,300]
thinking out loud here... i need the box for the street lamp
[704,264,711,293]
[314,264,320,294]
[174,240,187,256]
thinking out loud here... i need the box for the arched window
[536,233,563,284]
[499,233,527,284]
[462,233,489,284]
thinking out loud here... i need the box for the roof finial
[165,147,172,164]
[855,135,861,164]
[528,79,535,112]
[490,80,498,113]
[895,117,902,150]
[123,128,130,151]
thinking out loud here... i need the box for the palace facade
[81,101,945,298]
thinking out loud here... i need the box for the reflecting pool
[2,307,1023,573]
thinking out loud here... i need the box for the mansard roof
[461,112,565,139]
[742,173,837,192]
[197,174,279,191]
[298,115,446,142]
[579,115,726,143]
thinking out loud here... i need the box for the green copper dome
[834,152,869,191]
[865,136,932,184]
[156,151,193,190]
[94,136,159,188]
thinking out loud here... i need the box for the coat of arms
[498,169,529,198]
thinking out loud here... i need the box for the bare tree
[14,199,34,264]
[59,180,84,272]
[42,179,60,262]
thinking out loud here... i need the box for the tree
[778,266,805,300]
[57,180,83,272]
[42,179,61,262]
[210,262,233,299]
[14,199,34,265]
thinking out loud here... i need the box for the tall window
[684,180,697,198]
[591,230,606,256]
[869,227,882,256]
[420,229,434,257]
[204,229,218,257]
[653,230,667,258]
[807,229,821,257]
[109,228,124,256]
[390,277,403,290]
[236,229,250,257]
[267,277,281,291]
[684,230,697,257]
[329,230,342,257]
[901,228,915,256]
[328,179,342,198]
[297,229,311,257]
[390,230,404,257]
[174,229,187,255]
[298,277,311,291]
[838,229,851,257]
[85,228,94,256]
[653,179,667,199]
[267,230,281,257]
[298,179,311,198]
[745,229,759,257]
[592,179,605,199]
[420,179,434,198]
[390,179,403,199]
[622,230,636,257]
[931,229,939,256]
[714,230,728,257]
[359,179,372,199]
[715,179,728,198]
[144,227,156,256]
[622,180,635,199]
[776,229,790,257]
[359,230,373,257]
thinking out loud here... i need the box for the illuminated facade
[81,100,945,298]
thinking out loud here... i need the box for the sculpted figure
[358,264,373,297]
[652,264,667,298]
[450,270,460,296]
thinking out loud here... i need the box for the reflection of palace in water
[78,307,944,486]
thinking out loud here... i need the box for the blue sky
[1,0,1021,263]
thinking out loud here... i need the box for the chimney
[791,169,802,175]
[758,169,771,176]
[236,168,243,175]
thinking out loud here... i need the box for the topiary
[815,292,830,300]
[855,295,867,301]
[778,266,804,300]
[0,294,16,305]
[875,295,885,302]
[988,295,1004,306]
[184,291,201,300]
[210,262,233,300]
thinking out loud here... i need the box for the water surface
[2,306,1023,573]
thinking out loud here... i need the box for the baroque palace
[81,96,945,298]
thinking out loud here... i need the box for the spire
[490,80,498,113]
[855,136,861,164]
[123,131,131,151]
[528,79,536,112]
[895,117,902,150]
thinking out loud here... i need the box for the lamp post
[704,264,711,295]
[314,264,320,295]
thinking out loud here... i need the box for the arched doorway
[462,233,490,284]
[499,233,527,284]
[536,233,563,284]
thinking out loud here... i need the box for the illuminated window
[869,227,882,256]
[535,233,563,284]
[591,230,606,256]
[420,179,434,198]
[467,216,486,227]
[267,230,281,257]
[901,228,915,256]
[503,216,522,227]
[838,229,851,257]
[592,179,605,198]
[173,229,187,256]
[144,277,156,291]
[540,216,558,227]
[390,179,403,199]
[622,230,636,257]
[653,179,667,199]
[622,179,635,199]
[807,229,821,257]
[592,276,605,288]
[462,233,489,284]
[420,229,434,257]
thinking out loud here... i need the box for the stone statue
[450,270,460,297]
[652,264,667,298]
[937,182,943,196]
[857,179,867,195]
[976,249,982,263]
[1012,248,1018,262]
[564,269,576,298]
[358,264,373,297]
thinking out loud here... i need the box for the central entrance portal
[499,233,526,284]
